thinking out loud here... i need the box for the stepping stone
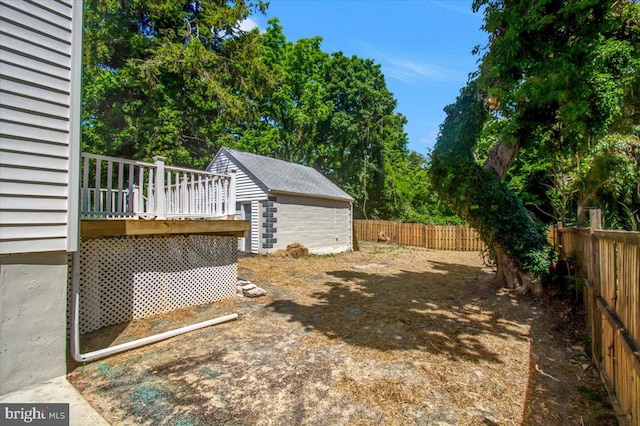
[245,287,267,297]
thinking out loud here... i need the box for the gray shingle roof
[218,147,353,202]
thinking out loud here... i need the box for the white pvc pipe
[70,252,238,363]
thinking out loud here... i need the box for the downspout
[70,252,238,363]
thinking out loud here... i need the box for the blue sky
[245,0,488,155]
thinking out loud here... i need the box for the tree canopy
[81,0,640,249]
[82,0,270,168]
[81,1,459,224]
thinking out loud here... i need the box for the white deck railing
[80,153,236,219]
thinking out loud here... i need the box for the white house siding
[0,0,81,395]
[250,199,260,253]
[208,152,266,203]
[209,152,265,253]
[267,194,352,255]
[0,0,79,255]
[234,200,260,254]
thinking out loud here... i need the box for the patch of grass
[96,362,122,379]
[199,367,218,379]
[134,384,168,406]
[173,415,206,426]
[124,383,174,422]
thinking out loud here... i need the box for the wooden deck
[81,219,249,239]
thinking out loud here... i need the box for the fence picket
[353,220,487,252]
[557,225,640,424]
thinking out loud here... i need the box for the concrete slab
[0,376,109,425]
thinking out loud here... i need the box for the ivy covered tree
[431,0,640,293]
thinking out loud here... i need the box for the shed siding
[271,194,352,255]
[0,0,78,255]
[251,199,260,253]
[208,152,266,202]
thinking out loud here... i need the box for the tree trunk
[431,81,551,296]
[482,140,519,178]
[577,197,588,227]
[493,245,542,295]
[483,141,542,295]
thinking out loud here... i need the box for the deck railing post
[154,156,166,219]
[80,152,233,219]
[228,169,237,217]
[132,185,140,215]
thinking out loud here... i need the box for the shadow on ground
[267,260,529,364]
[68,246,618,425]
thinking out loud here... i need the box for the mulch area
[68,242,616,425]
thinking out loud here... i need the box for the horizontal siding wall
[208,152,266,202]
[273,194,352,255]
[0,0,75,254]
[251,199,260,253]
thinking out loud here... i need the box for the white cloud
[356,42,465,86]
[238,18,260,33]
[384,56,457,85]
[430,0,480,17]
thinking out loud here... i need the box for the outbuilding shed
[207,147,354,255]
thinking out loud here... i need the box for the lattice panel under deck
[79,235,237,334]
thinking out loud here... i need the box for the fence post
[153,156,166,219]
[423,224,427,248]
[589,208,602,231]
[588,209,602,285]
[587,210,602,373]
[395,221,399,245]
[456,226,462,251]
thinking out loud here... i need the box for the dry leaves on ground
[69,242,616,425]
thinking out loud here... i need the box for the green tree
[242,22,413,220]
[239,19,333,163]
[431,0,640,293]
[316,52,409,219]
[82,0,269,168]
[82,4,455,224]
[385,151,463,225]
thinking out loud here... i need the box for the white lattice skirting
[78,235,237,334]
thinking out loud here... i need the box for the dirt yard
[68,242,617,425]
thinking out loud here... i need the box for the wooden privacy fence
[353,220,487,251]
[553,221,640,425]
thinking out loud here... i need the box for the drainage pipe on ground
[70,252,238,363]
